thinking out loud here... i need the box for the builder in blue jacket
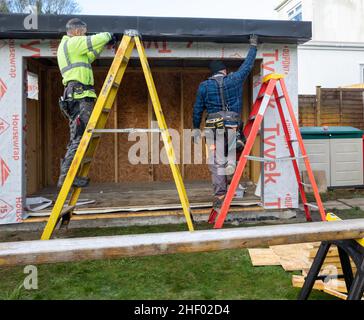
[192,35,258,221]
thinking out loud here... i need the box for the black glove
[108,33,118,46]
[249,34,259,47]
[192,129,202,144]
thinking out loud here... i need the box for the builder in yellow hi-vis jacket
[57,18,116,188]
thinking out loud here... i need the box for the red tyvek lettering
[16,197,22,222]
[0,157,10,186]
[0,78,8,100]
[0,118,10,135]
[268,97,276,110]
[265,124,280,135]
[285,193,293,208]
[264,124,281,184]
[262,49,279,72]
[143,41,172,53]
[20,41,41,57]
[282,46,291,75]
[265,198,282,209]
[265,172,281,184]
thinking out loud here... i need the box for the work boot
[57,176,90,189]
[73,177,90,188]
[208,196,225,224]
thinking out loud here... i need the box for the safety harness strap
[209,74,229,112]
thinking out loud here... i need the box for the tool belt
[204,111,246,153]
[59,81,95,121]
[205,111,241,129]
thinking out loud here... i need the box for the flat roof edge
[0,14,312,44]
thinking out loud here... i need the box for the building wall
[312,0,364,43]
[0,39,299,224]
[276,0,364,94]
[299,43,364,94]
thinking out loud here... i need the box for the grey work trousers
[206,128,237,197]
[59,98,95,181]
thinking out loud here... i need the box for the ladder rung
[102,108,112,113]
[112,83,120,89]
[92,134,101,139]
[59,206,75,218]
[90,128,162,134]
[122,56,129,64]
[304,203,319,209]
[245,155,307,163]
[278,95,285,100]
[249,115,256,121]
[300,182,312,187]
[82,157,93,164]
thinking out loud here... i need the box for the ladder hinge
[124,29,140,37]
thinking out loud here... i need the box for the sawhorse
[298,239,364,300]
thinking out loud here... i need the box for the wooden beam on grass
[1,219,364,267]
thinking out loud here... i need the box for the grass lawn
[0,223,337,300]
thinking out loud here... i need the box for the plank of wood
[292,275,325,291]
[292,275,348,294]
[2,219,364,267]
[323,288,348,300]
[248,248,281,266]
[270,243,313,271]
[27,201,261,217]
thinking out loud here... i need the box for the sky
[77,0,280,20]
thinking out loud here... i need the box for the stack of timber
[248,242,362,300]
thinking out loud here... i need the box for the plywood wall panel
[182,72,211,181]
[88,71,115,182]
[152,72,182,181]
[117,71,150,182]
[49,70,68,184]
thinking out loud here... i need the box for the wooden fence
[299,87,364,130]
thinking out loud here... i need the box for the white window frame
[360,64,364,83]
[287,2,303,21]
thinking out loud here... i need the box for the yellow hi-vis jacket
[57,32,112,99]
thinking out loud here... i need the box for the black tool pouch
[59,97,72,121]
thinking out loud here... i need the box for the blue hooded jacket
[192,46,257,129]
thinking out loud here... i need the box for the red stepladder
[213,73,327,229]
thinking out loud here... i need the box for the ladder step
[92,134,101,139]
[122,56,129,64]
[82,157,93,165]
[304,203,319,209]
[300,182,312,187]
[245,155,307,163]
[102,108,112,113]
[59,206,75,218]
[249,115,256,121]
[112,83,120,89]
[90,128,162,134]
[278,95,285,100]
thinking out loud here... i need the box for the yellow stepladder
[41,30,194,240]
